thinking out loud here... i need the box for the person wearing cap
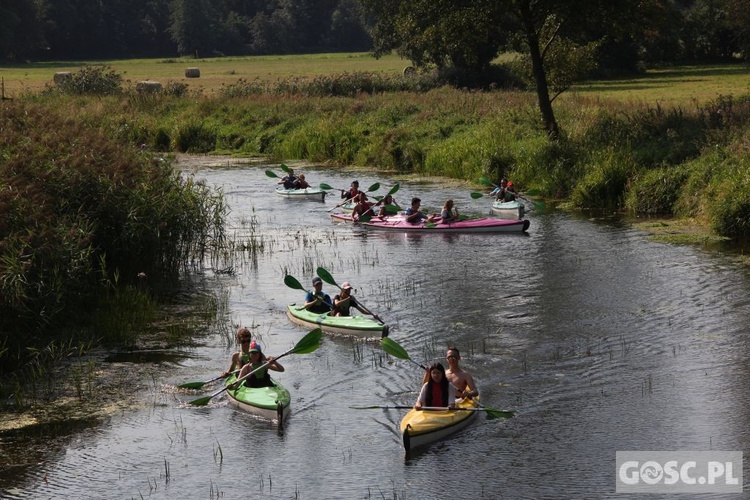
[304,276,333,313]
[236,338,284,388]
[503,181,517,202]
[332,282,376,318]
[222,327,276,378]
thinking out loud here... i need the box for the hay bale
[53,72,72,85]
[185,67,201,78]
[402,66,416,77]
[136,80,163,93]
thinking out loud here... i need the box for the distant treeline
[0,0,372,61]
[0,0,748,68]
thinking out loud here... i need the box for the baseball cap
[312,277,323,285]
[341,282,353,290]
[248,340,261,353]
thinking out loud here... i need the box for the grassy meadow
[0,53,415,96]
[3,53,747,104]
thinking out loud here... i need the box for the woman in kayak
[222,328,283,386]
[332,282,380,321]
[440,199,459,222]
[374,193,399,217]
[237,339,284,388]
[415,363,456,410]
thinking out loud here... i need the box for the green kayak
[286,303,389,339]
[225,374,291,424]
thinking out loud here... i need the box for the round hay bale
[185,67,201,78]
[402,66,416,77]
[136,80,163,93]
[53,72,72,85]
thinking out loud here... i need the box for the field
[1,52,748,104]
[0,53,413,97]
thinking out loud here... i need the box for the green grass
[0,53,414,96]
[570,63,750,104]
[2,53,748,105]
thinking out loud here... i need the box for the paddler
[445,346,479,400]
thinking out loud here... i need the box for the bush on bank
[0,101,226,376]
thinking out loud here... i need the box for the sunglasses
[446,355,457,360]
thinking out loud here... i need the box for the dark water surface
[3,157,750,499]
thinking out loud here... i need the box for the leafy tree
[362,0,670,140]
[168,0,219,57]
[0,0,46,61]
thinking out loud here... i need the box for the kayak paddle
[320,182,381,194]
[179,370,237,389]
[470,192,485,199]
[349,405,514,419]
[264,164,292,178]
[284,274,306,291]
[316,267,385,324]
[381,337,426,370]
[189,328,323,406]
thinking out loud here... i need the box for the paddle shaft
[179,369,238,389]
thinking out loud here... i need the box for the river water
[2,157,750,499]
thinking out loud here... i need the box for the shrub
[55,66,123,96]
[625,166,690,215]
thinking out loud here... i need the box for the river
[2,156,749,499]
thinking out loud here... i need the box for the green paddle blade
[357,215,372,223]
[291,328,323,354]
[483,407,515,419]
[316,267,338,288]
[265,170,279,178]
[280,164,291,173]
[381,337,410,361]
[470,192,485,199]
[478,177,495,187]
[366,182,380,192]
[179,380,208,389]
[387,183,400,195]
[189,395,213,406]
[284,274,305,291]
[385,204,400,213]
[319,183,334,190]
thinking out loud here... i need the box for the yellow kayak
[400,397,479,451]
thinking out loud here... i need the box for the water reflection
[3,158,750,498]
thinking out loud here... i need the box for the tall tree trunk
[518,3,559,140]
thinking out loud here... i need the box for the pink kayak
[330,213,530,233]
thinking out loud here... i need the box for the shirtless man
[445,346,479,400]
